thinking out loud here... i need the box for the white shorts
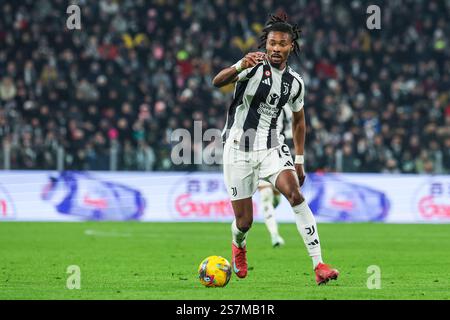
[223,141,295,201]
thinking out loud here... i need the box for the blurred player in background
[258,180,284,247]
[258,104,293,247]
[213,13,339,285]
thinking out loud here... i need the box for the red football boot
[231,243,248,278]
[314,263,339,285]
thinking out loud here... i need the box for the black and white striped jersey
[222,59,304,151]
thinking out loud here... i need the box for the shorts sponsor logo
[257,103,278,118]
[267,93,280,105]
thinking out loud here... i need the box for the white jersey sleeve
[237,62,263,82]
[288,76,305,112]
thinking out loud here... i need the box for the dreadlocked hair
[258,12,301,57]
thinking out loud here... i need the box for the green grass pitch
[0,222,449,300]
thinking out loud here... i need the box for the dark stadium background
[0,0,448,173]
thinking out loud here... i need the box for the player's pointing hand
[241,52,266,69]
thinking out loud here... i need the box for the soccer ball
[198,256,232,287]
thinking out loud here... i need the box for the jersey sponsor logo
[265,70,295,150]
[268,93,280,105]
[262,78,271,86]
[257,102,278,118]
[264,70,271,77]
[255,93,281,118]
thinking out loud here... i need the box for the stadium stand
[0,0,449,173]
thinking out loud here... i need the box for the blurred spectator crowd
[0,0,449,173]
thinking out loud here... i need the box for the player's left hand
[295,164,306,187]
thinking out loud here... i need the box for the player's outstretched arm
[292,108,306,186]
[212,52,266,88]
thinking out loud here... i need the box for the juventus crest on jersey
[222,59,305,151]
